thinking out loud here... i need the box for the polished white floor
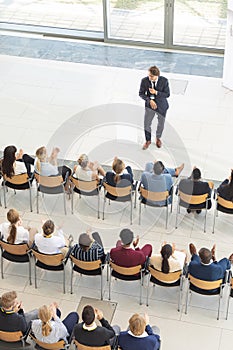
[0,54,233,350]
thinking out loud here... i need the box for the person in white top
[73,154,106,181]
[31,303,79,344]
[0,208,38,246]
[34,220,68,256]
[34,146,72,193]
[1,145,34,185]
[150,243,187,283]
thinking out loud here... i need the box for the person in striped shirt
[71,230,105,262]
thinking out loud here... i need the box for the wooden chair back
[0,240,29,255]
[34,173,63,187]
[189,274,222,290]
[217,195,233,209]
[3,173,29,185]
[32,250,64,266]
[110,261,141,276]
[0,330,23,342]
[140,188,169,202]
[104,183,131,197]
[30,333,66,349]
[179,191,208,205]
[149,266,182,283]
[71,177,99,192]
[74,340,111,350]
[70,256,102,270]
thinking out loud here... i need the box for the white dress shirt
[32,316,68,343]
[34,229,66,254]
[0,222,29,244]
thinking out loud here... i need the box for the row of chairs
[1,238,233,321]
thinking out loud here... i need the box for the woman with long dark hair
[217,169,233,213]
[1,145,34,178]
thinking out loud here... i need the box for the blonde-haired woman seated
[73,153,106,181]
[0,208,37,247]
[31,303,79,344]
[118,313,160,350]
[34,146,71,192]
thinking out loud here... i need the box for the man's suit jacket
[139,76,170,116]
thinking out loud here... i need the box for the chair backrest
[208,181,214,190]
[34,173,63,188]
[32,250,64,266]
[0,240,29,255]
[0,330,23,342]
[217,195,233,209]
[103,183,131,197]
[110,261,141,276]
[149,266,182,283]
[74,340,111,350]
[3,173,29,185]
[179,191,208,205]
[70,256,102,270]
[140,188,169,202]
[71,177,99,192]
[30,333,66,349]
[189,274,222,291]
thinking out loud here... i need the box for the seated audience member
[178,167,212,214]
[150,242,187,279]
[34,220,68,256]
[118,313,160,350]
[71,230,105,262]
[31,303,78,344]
[73,305,119,347]
[1,145,34,180]
[0,208,37,247]
[73,154,106,181]
[34,146,71,192]
[188,243,233,294]
[0,291,38,335]
[140,161,175,206]
[110,229,152,268]
[105,157,135,200]
[217,169,233,214]
[144,160,184,177]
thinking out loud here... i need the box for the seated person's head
[153,161,165,175]
[1,291,17,310]
[129,313,146,336]
[82,305,95,326]
[199,248,212,264]
[78,154,89,169]
[112,158,125,174]
[36,146,47,161]
[79,233,92,251]
[120,228,134,247]
[38,305,52,336]
[191,168,201,181]
[42,220,55,237]
[160,244,173,274]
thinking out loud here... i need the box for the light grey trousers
[144,107,166,141]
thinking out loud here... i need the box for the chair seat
[112,269,141,281]
[2,251,29,263]
[105,192,131,201]
[38,184,64,194]
[150,275,180,287]
[73,265,102,275]
[74,187,99,196]
[190,283,221,295]
[141,197,169,207]
[36,261,64,271]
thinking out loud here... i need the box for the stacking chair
[30,332,69,349]
[70,256,105,299]
[103,181,137,225]
[73,340,111,350]
[225,274,233,320]
[108,260,144,305]
[0,239,32,285]
[175,182,213,233]
[146,266,184,311]
[32,249,67,293]
[70,176,101,218]
[2,173,33,211]
[185,273,225,320]
[139,187,172,229]
[34,173,67,215]
[212,193,233,233]
[0,330,27,347]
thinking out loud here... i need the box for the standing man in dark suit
[139,66,170,150]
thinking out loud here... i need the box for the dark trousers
[56,309,79,336]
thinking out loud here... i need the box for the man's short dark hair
[153,161,165,175]
[199,248,212,264]
[149,66,160,77]
[82,305,95,325]
[192,168,201,180]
